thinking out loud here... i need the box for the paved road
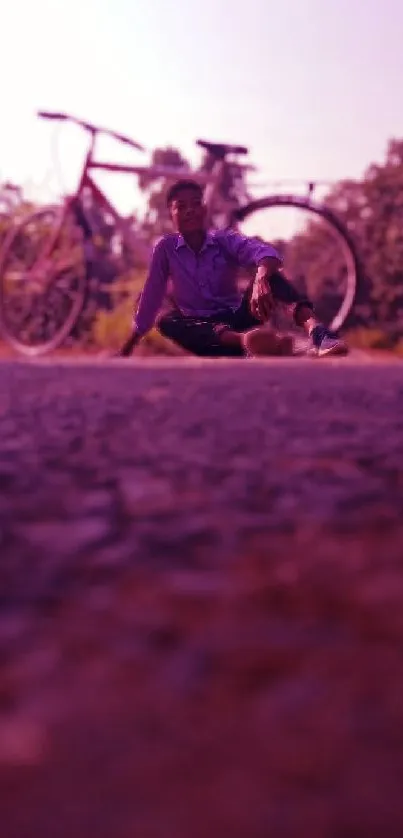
[1,354,403,838]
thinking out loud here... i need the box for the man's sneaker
[243,327,294,357]
[309,325,348,357]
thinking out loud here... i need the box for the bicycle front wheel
[0,205,87,355]
[234,195,360,332]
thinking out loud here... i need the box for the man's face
[169,188,206,234]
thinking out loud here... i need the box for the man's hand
[250,275,274,321]
[250,256,281,322]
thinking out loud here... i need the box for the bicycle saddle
[196,139,249,159]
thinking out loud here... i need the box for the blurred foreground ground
[1,354,403,838]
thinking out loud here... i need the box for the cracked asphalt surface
[1,353,403,838]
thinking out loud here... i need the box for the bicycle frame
[42,129,237,275]
[94,118,247,212]
[30,110,253,278]
[74,168,151,264]
[86,157,232,228]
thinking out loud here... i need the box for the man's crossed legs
[157,271,347,358]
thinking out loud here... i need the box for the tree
[198,148,252,228]
[138,146,190,241]
[279,138,403,327]
[355,140,403,324]
[138,145,253,236]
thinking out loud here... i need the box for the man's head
[166,180,206,235]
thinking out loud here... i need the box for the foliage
[346,326,396,351]
[75,266,145,349]
[91,296,186,356]
[285,139,403,327]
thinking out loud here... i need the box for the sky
[1,0,403,233]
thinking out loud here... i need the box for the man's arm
[217,230,282,272]
[119,239,169,356]
[217,231,282,322]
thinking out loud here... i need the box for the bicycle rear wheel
[234,195,360,332]
[0,205,87,355]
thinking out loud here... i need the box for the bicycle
[0,110,360,356]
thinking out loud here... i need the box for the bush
[91,292,187,356]
[92,298,133,350]
[392,337,403,357]
[86,268,144,351]
[346,326,396,351]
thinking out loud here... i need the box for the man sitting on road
[118,179,348,358]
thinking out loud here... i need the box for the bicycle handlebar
[37,110,145,151]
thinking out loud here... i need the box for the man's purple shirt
[134,229,282,336]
